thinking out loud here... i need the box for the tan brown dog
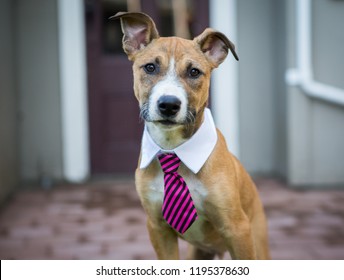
[112,11,270,260]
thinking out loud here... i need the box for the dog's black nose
[158,95,181,117]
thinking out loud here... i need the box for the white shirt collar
[139,108,217,173]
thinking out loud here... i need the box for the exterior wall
[313,0,344,89]
[237,0,279,175]
[286,0,344,186]
[0,0,18,202]
[15,0,63,182]
[272,0,288,179]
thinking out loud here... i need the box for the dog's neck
[146,109,205,150]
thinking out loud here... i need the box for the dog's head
[112,12,238,128]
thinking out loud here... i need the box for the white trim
[285,0,344,106]
[210,0,240,157]
[58,0,90,182]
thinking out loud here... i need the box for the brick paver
[0,178,343,259]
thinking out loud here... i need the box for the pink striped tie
[158,153,198,234]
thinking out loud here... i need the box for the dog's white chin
[146,121,186,149]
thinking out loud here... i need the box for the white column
[58,0,90,182]
[210,0,240,157]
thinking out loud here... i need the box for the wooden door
[85,0,209,175]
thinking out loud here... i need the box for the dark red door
[85,0,209,175]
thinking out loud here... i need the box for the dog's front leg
[147,218,179,260]
[206,203,257,259]
[220,218,257,260]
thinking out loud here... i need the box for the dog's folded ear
[110,12,159,60]
[194,28,239,67]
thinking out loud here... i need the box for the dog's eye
[144,63,156,74]
[189,68,201,78]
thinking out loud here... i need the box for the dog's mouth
[157,120,178,126]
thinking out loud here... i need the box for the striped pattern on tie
[158,153,198,234]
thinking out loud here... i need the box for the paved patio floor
[0,178,343,260]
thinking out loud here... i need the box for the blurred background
[0,0,343,259]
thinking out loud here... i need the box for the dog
[112,11,270,260]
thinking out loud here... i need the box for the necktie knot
[158,153,181,174]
